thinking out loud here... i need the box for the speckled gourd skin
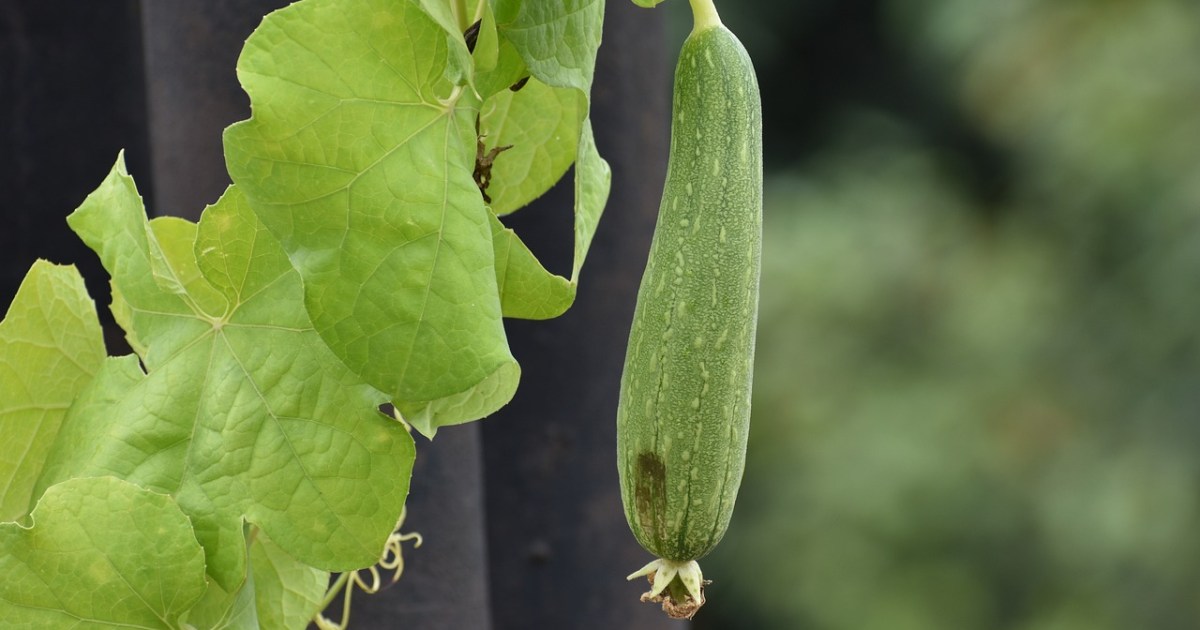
[617,23,762,563]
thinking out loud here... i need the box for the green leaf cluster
[224,0,611,437]
[0,0,607,627]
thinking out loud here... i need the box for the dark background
[5,0,1200,629]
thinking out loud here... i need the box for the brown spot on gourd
[635,453,669,543]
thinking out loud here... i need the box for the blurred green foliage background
[660,1,1200,628]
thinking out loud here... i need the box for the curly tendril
[314,506,424,630]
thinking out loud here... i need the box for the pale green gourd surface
[617,22,762,563]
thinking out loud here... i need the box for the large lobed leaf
[35,157,414,593]
[224,0,610,434]
[0,259,325,628]
[224,0,518,436]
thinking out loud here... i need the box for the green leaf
[475,21,530,100]
[492,0,605,93]
[471,0,501,74]
[224,0,519,436]
[182,528,327,630]
[490,212,575,320]
[481,1,612,316]
[480,77,584,216]
[183,571,260,630]
[631,0,668,7]
[415,0,475,86]
[250,530,329,630]
[572,119,611,282]
[147,216,229,317]
[485,124,610,320]
[45,159,415,591]
[490,118,610,318]
[0,476,207,629]
[0,261,105,522]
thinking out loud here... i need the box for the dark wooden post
[480,2,679,628]
[140,0,291,221]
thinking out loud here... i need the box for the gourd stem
[688,0,723,33]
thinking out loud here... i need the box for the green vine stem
[688,0,723,33]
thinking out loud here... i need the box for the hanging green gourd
[617,0,763,619]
